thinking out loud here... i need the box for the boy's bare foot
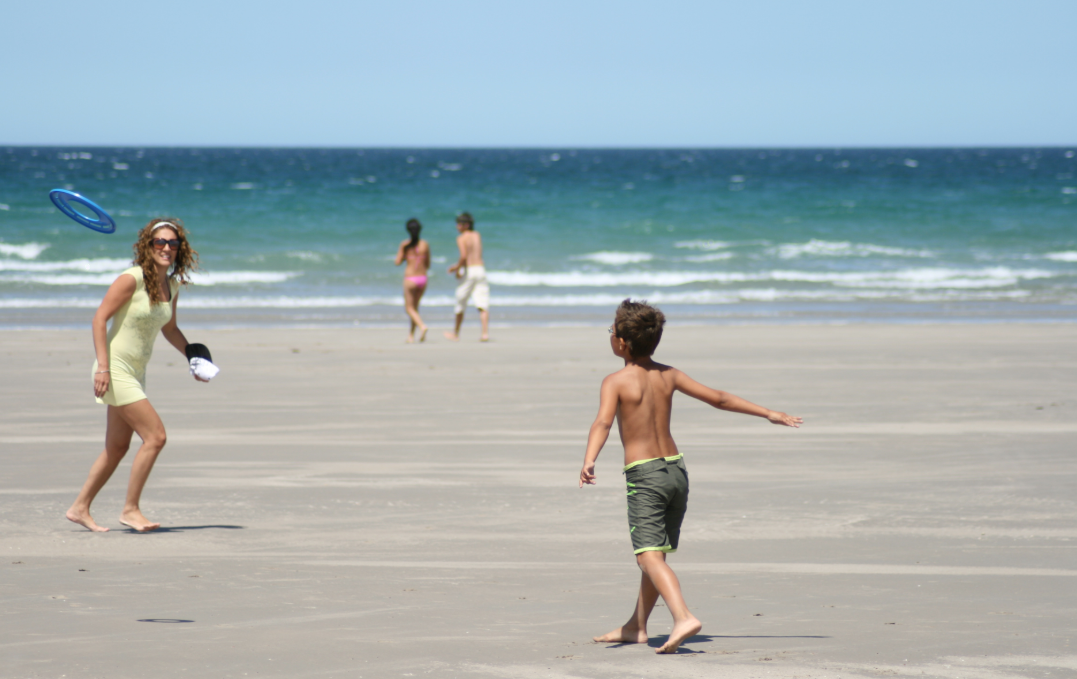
[66,507,109,532]
[655,617,702,654]
[406,336,415,344]
[419,327,428,342]
[443,332,459,341]
[480,334,489,342]
[119,510,160,533]
[593,625,648,644]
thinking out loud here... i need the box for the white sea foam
[0,257,129,273]
[774,239,934,259]
[684,252,734,263]
[1,273,128,286]
[488,271,753,287]
[572,252,654,265]
[0,297,100,308]
[177,295,409,308]
[769,267,1053,289]
[0,288,1045,310]
[1045,251,1077,262]
[674,240,732,251]
[0,296,414,309]
[286,251,324,262]
[487,267,1055,289]
[0,270,300,286]
[231,182,256,190]
[187,271,300,285]
[0,242,50,259]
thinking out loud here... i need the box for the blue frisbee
[49,189,116,234]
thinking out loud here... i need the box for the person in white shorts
[445,212,490,342]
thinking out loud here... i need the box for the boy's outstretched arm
[579,375,620,487]
[674,370,802,427]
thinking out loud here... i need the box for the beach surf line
[291,560,1077,577]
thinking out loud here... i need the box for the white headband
[151,221,178,232]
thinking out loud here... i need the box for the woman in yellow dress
[66,218,205,532]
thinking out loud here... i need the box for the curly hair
[133,217,200,304]
[613,299,666,357]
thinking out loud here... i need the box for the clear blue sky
[3,1,1074,147]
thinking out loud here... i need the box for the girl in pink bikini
[394,218,431,342]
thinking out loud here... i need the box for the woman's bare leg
[114,399,167,532]
[66,406,135,532]
[414,283,427,342]
[403,282,427,342]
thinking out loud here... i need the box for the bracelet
[95,370,110,374]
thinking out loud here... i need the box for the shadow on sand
[122,524,245,533]
[604,633,830,653]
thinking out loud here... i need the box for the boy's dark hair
[614,299,665,357]
[456,212,474,229]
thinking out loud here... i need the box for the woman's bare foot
[406,335,415,344]
[480,334,489,342]
[419,327,428,342]
[119,510,160,532]
[593,625,648,644]
[443,332,459,341]
[66,507,109,532]
[655,617,702,654]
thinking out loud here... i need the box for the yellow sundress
[92,267,178,406]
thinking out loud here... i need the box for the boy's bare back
[457,229,483,267]
[603,361,680,466]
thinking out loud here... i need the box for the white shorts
[454,265,490,314]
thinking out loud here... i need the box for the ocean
[1,147,1075,329]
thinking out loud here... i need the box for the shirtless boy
[579,300,802,654]
[445,212,490,342]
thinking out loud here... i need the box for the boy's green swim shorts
[624,454,689,555]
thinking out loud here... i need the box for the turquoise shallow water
[1,147,1076,327]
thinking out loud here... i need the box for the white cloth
[454,265,490,314]
[189,357,220,381]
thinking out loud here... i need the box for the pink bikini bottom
[405,275,427,288]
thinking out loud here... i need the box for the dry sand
[1,323,1075,679]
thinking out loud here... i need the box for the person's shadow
[604,633,830,654]
[122,524,245,533]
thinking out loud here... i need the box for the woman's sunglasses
[153,238,181,250]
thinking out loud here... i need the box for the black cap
[185,343,212,362]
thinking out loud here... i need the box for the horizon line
[5,143,1077,151]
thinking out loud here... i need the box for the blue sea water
[1,146,1076,328]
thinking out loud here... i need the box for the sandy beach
[2,323,1075,679]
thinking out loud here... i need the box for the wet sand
[2,324,1076,678]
